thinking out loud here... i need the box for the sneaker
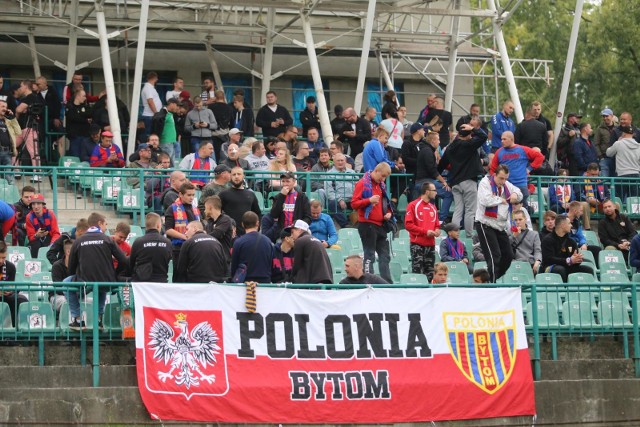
[69,318,86,331]
[31,175,42,183]
[98,316,104,331]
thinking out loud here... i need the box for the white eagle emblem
[148,313,221,389]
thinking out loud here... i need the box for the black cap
[334,104,343,115]
[9,83,21,94]
[620,125,634,135]
[567,112,583,119]
[214,164,232,174]
[280,171,296,180]
[280,226,293,239]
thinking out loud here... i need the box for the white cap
[229,128,242,135]
[293,219,309,232]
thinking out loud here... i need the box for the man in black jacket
[0,241,27,326]
[541,214,593,282]
[598,199,637,262]
[219,167,262,235]
[270,172,312,227]
[255,91,293,139]
[151,98,179,162]
[340,255,389,285]
[299,96,320,138]
[203,195,234,273]
[339,107,370,158]
[175,221,228,283]
[438,122,487,237]
[67,212,128,330]
[289,220,333,285]
[129,213,172,282]
[401,122,427,181]
[47,218,88,264]
[415,131,452,222]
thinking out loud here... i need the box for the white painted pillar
[260,8,275,105]
[444,0,460,113]
[126,0,149,158]
[27,30,41,77]
[353,0,376,114]
[205,37,224,96]
[65,0,79,86]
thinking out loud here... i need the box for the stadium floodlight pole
[95,0,123,150]
[549,0,584,166]
[487,0,523,124]
[301,11,333,145]
[353,0,376,115]
[376,51,397,107]
[260,8,276,105]
[126,0,149,159]
[444,0,461,113]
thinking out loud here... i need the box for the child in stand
[472,268,490,284]
[439,223,472,273]
[431,262,449,284]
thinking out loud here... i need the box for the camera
[27,102,43,116]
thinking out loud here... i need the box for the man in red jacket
[404,182,440,280]
[351,162,393,283]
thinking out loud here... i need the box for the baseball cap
[293,219,309,232]
[410,122,424,134]
[280,171,296,180]
[30,194,46,205]
[601,108,614,116]
[567,112,582,119]
[229,128,243,136]
[137,143,150,151]
[214,164,231,175]
[102,131,114,137]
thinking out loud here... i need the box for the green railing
[2,281,640,385]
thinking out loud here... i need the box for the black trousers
[547,264,594,283]
[475,221,513,283]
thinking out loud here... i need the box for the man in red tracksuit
[351,162,393,283]
[404,181,440,280]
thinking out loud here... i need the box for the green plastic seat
[400,273,429,285]
[599,249,625,266]
[535,273,564,284]
[0,302,15,334]
[390,261,403,284]
[598,300,632,328]
[506,261,535,282]
[562,300,598,328]
[325,249,344,274]
[18,302,56,332]
[7,246,32,265]
[567,273,598,285]
[526,300,560,328]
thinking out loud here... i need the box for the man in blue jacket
[490,100,515,153]
[571,122,598,176]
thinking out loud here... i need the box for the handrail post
[632,283,640,377]
[536,176,543,225]
[92,282,100,387]
[52,167,58,212]
[530,283,541,380]
[139,169,146,225]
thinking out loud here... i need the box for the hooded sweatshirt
[606,137,640,176]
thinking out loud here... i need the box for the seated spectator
[306,128,324,162]
[146,152,172,213]
[567,201,600,260]
[432,262,449,284]
[46,218,89,265]
[25,194,61,259]
[510,209,542,274]
[270,172,311,228]
[89,131,125,168]
[245,141,270,171]
[219,128,244,162]
[541,214,593,282]
[161,171,188,212]
[50,239,72,316]
[267,147,296,190]
[126,143,158,188]
[510,199,532,231]
[340,255,389,285]
[12,185,35,246]
[539,210,557,241]
[0,242,27,326]
[439,223,472,273]
[598,199,637,262]
[219,143,250,171]
[179,141,216,189]
[293,141,316,172]
[630,233,640,271]
[278,126,299,152]
[80,124,102,163]
[329,140,355,169]
[548,169,574,213]
[579,163,611,214]
[129,134,166,165]
[324,153,356,228]
[472,268,490,284]
[309,200,338,249]
[271,226,295,283]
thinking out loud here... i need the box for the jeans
[599,157,615,178]
[517,184,529,208]
[357,222,392,283]
[68,136,87,158]
[0,150,14,184]
[141,116,153,142]
[328,198,349,227]
[64,276,107,319]
[160,143,176,163]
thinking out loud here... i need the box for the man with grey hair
[339,107,370,157]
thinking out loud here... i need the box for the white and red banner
[133,283,535,423]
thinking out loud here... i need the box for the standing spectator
[151,98,180,162]
[379,116,405,151]
[490,131,544,206]
[0,96,19,185]
[415,130,451,219]
[381,90,398,120]
[439,122,487,237]
[531,101,554,158]
[175,221,228,283]
[440,223,471,272]
[299,96,320,138]
[455,103,488,133]
[25,194,61,259]
[12,185,35,246]
[141,72,162,142]
[203,195,234,272]
[510,209,542,274]
[609,112,640,146]
[62,73,99,104]
[255,91,293,139]
[490,100,515,153]
[404,182,440,281]
[165,76,184,102]
[231,212,274,283]
[129,212,172,282]
[606,125,640,200]
[363,107,379,136]
[65,89,93,158]
[179,141,216,189]
[35,76,65,158]
[197,164,231,212]
[330,105,346,140]
[164,182,200,281]
[270,172,311,228]
[200,77,216,106]
[595,108,616,177]
[209,90,234,161]
[340,255,389,285]
[351,162,394,283]
[12,81,42,177]
[0,242,27,327]
[92,93,130,135]
[417,94,437,124]
[50,240,72,315]
[423,97,453,147]
[541,214,593,282]
[232,94,254,137]
[309,200,338,248]
[514,107,547,154]
[475,164,522,282]
[339,107,371,158]
[0,200,15,245]
[598,199,637,263]
[89,131,125,168]
[572,122,598,176]
[290,220,333,284]
[160,171,187,211]
[67,212,127,329]
[325,153,356,227]
[362,127,395,173]
[401,122,427,182]
[185,96,217,155]
[219,167,261,235]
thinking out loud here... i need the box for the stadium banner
[133,283,535,423]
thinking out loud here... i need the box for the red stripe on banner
[498,330,512,374]
[136,349,535,423]
[457,331,471,378]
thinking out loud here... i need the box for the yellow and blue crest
[443,311,516,394]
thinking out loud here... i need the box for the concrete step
[0,365,137,388]
[534,335,629,360]
[539,359,635,380]
[0,341,135,366]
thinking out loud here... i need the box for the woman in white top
[267,147,296,189]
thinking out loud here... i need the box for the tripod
[13,111,45,191]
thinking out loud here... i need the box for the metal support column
[376,51,395,94]
[126,0,149,158]
[550,0,584,166]
[353,0,376,114]
[27,29,41,77]
[487,0,523,123]
[301,12,333,145]
[260,8,275,105]
[444,0,460,113]
[205,36,224,95]
[95,0,123,150]
[66,0,79,86]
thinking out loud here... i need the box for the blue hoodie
[362,139,395,173]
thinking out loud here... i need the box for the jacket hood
[619,137,640,149]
